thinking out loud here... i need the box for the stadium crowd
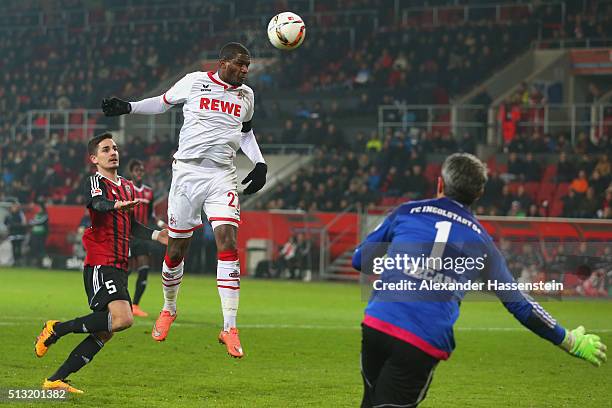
[259,117,612,220]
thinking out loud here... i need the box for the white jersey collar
[208,71,241,90]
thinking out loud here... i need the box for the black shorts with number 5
[83,265,131,312]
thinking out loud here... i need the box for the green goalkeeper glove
[560,326,607,367]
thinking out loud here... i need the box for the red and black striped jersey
[131,183,155,226]
[82,172,135,271]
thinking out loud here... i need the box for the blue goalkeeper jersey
[352,197,566,360]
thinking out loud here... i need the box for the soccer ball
[267,12,306,50]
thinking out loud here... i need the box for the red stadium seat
[523,182,540,200]
[549,200,564,217]
[507,182,521,194]
[553,182,570,201]
[424,163,441,183]
[537,182,556,204]
[542,164,557,182]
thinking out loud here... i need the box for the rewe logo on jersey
[199,97,241,117]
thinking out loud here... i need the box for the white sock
[162,259,184,315]
[217,258,240,331]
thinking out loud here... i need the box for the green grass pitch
[0,268,610,407]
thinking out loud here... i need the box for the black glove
[102,97,131,116]
[241,162,267,195]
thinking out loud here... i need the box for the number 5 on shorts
[105,280,117,294]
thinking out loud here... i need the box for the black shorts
[129,238,151,258]
[83,265,131,312]
[361,324,439,408]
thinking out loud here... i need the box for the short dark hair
[441,153,488,206]
[88,133,113,156]
[129,159,144,172]
[219,42,250,61]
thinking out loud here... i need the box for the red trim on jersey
[167,224,204,233]
[164,254,184,269]
[362,315,450,361]
[208,217,241,225]
[207,71,238,89]
[163,93,178,105]
[217,285,240,290]
[218,249,239,261]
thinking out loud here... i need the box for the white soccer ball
[267,12,306,50]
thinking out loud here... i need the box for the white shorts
[167,159,240,238]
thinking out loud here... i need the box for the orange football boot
[152,310,176,341]
[35,320,60,357]
[218,328,244,358]
[42,379,84,394]
[132,304,149,317]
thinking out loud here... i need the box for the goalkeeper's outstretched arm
[486,245,607,367]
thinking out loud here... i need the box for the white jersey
[163,71,255,165]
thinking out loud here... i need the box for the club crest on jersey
[169,214,177,226]
[125,185,131,195]
[236,90,246,100]
[199,97,241,117]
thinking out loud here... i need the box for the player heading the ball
[102,42,267,358]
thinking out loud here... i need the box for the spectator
[599,187,612,218]
[515,185,533,210]
[28,199,49,267]
[562,189,580,218]
[496,185,516,215]
[578,187,600,218]
[295,233,313,280]
[404,164,428,199]
[277,235,297,279]
[507,201,526,217]
[557,152,575,182]
[593,154,610,178]
[523,152,542,181]
[590,169,610,194]
[480,171,504,207]
[4,202,27,266]
[570,170,589,195]
[367,166,382,192]
[527,203,541,217]
[507,152,525,180]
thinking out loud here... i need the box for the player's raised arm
[485,244,607,366]
[102,73,196,116]
[84,175,139,212]
[130,213,168,246]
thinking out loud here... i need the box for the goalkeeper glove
[102,97,131,116]
[560,326,607,367]
[241,162,267,195]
